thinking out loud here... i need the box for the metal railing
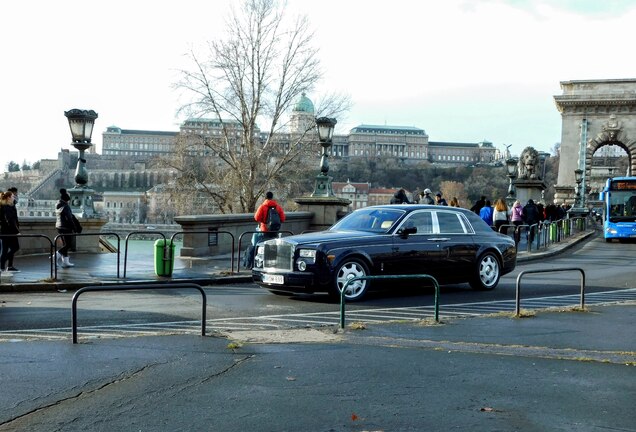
[123,231,166,278]
[71,282,207,344]
[53,232,122,280]
[0,233,55,280]
[339,274,440,329]
[169,230,236,275]
[515,267,586,317]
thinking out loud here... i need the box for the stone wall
[174,212,314,257]
[4,217,108,255]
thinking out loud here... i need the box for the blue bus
[599,176,636,241]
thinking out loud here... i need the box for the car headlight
[298,249,316,264]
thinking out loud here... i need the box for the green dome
[293,92,314,114]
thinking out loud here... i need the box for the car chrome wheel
[334,260,369,301]
[470,252,500,290]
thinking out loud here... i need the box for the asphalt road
[0,233,633,334]
[1,233,634,431]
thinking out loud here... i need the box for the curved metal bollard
[340,274,440,329]
[515,267,585,317]
[71,283,207,343]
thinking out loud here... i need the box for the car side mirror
[398,226,417,238]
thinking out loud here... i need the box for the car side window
[437,211,467,234]
[403,211,433,234]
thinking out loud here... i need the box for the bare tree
[168,0,350,213]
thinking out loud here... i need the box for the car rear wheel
[469,252,500,290]
[333,259,370,301]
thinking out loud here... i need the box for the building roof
[104,126,177,136]
[292,92,315,114]
[429,140,494,148]
[333,181,370,194]
[350,125,427,135]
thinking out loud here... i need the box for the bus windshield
[608,183,636,222]
[601,177,636,240]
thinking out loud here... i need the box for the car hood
[274,230,380,248]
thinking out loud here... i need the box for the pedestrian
[420,188,435,205]
[435,192,448,206]
[449,197,460,207]
[470,195,486,214]
[492,198,509,234]
[479,200,494,227]
[510,200,524,243]
[0,189,21,272]
[390,188,411,204]
[522,199,540,244]
[55,188,81,268]
[254,191,286,242]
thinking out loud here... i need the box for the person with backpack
[254,191,286,241]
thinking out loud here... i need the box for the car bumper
[252,270,330,294]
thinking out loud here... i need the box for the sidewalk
[0,230,596,292]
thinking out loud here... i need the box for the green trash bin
[549,223,557,242]
[154,239,175,277]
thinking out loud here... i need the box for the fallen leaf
[351,413,358,421]
[480,407,501,412]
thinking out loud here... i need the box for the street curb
[516,230,597,263]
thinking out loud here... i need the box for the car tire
[469,251,500,290]
[332,259,370,301]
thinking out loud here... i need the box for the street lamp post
[574,168,583,208]
[505,157,518,207]
[64,108,99,217]
[311,117,337,198]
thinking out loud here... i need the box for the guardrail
[339,274,440,329]
[71,282,207,344]
[515,267,586,317]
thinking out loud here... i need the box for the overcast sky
[2,0,636,172]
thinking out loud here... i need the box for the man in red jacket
[254,191,286,240]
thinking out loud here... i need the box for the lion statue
[517,146,541,180]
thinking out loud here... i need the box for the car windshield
[331,208,405,233]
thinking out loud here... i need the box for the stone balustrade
[3,217,108,255]
[174,212,314,257]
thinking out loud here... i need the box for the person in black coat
[522,199,540,243]
[390,189,411,204]
[0,189,20,272]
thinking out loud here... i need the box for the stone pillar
[514,180,546,205]
[293,196,351,231]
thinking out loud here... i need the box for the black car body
[252,205,517,301]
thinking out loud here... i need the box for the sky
[2,0,636,172]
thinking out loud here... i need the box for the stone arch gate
[553,79,636,205]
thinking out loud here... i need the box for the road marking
[1,288,635,342]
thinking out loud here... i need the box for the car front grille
[263,241,294,271]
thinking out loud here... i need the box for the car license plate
[263,274,284,285]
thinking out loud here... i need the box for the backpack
[266,206,281,231]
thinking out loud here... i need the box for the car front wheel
[470,252,500,290]
[333,259,370,301]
